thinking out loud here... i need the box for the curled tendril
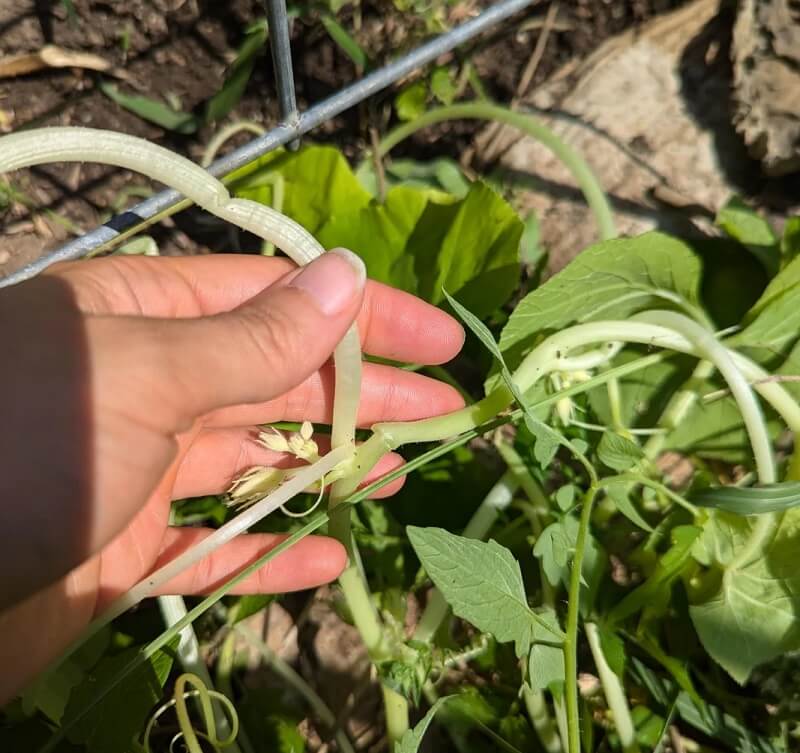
[144,673,239,753]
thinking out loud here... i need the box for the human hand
[0,250,464,702]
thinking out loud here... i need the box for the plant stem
[564,486,597,753]
[383,686,411,745]
[523,687,563,753]
[234,624,356,753]
[585,622,640,753]
[376,102,617,241]
[643,361,715,460]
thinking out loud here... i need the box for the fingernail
[290,248,366,316]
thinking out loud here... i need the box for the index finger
[47,254,465,366]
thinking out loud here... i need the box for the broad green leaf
[231,145,372,235]
[395,697,450,753]
[527,609,565,692]
[555,484,576,512]
[716,196,779,275]
[321,13,369,68]
[526,417,559,469]
[383,157,469,197]
[412,182,522,317]
[395,81,428,121]
[598,627,626,677]
[607,525,701,626]
[605,482,653,532]
[499,232,701,355]
[692,482,800,515]
[728,251,800,352]
[689,509,800,683]
[62,641,176,752]
[597,433,644,471]
[408,526,563,657]
[318,186,429,292]
[99,81,200,134]
[205,21,267,122]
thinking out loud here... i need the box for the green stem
[383,686,411,745]
[376,102,617,241]
[643,360,715,460]
[564,486,598,753]
[235,624,356,753]
[585,622,640,753]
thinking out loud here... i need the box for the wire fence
[0,0,536,288]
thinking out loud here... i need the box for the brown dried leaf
[0,45,126,79]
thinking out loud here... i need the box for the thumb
[139,248,367,422]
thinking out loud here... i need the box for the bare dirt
[0,0,691,277]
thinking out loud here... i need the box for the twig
[370,126,387,202]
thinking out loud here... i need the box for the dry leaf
[0,45,126,79]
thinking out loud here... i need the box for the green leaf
[500,232,701,355]
[395,81,428,121]
[689,509,800,683]
[597,433,644,472]
[231,145,373,235]
[730,254,800,350]
[204,21,267,123]
[99,81,200,134]
[533,520,574,587]
[608,525,701,626]
[526,417,559,469]
[598,627,626,677]
[379,641,432,705]
[519,213,544,266]
[692,482,800,515]
[62,641,176,752]
[555,484,576,512]
[605,482,653,532]
[782,217,800,261]
[321,13,369,68]
[528,609,566,692]
[408,526,563,657]
[716,196,779,275]
[430,67,457,105]
[230,594,274,624]
[395,697,451,753]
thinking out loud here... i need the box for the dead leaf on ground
[0,45,128,79]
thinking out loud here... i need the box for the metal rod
[264,0,300,150]
[0,0,536,287]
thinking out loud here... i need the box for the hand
[0,250,464,702]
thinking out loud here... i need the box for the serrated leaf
[533,520,574,587]
[395,697,451,753]
[605,482,653,532]
[499,232,701,356]
[598,432,644,471]
[62,640,176,752]
[408,526,563,657]
[690,509,800,683]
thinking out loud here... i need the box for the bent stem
[375,102,617,242]
[585,622,639,753]
[564,486,597,753]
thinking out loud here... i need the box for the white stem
[0,126,363,447]
[585,623,639,753]
[634,311,774,483]
[96,446,351,625]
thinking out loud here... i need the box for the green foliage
[62,640,176,752]
[689,510,800,683]
[499,232,702,356]
[716,196,779,275]
[231,145,522,316]
[597,433,644,472]
[395,697,450,753]
[408,526,563,658]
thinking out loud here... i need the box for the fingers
[49,253,465,366]
[204,361,465,428]
[95,250,367,426]
[151,529,347,595]
[174,428,406,499]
